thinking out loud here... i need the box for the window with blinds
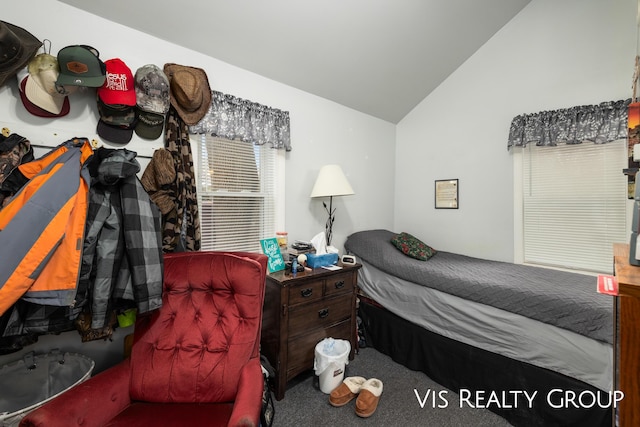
[522,140,627,273]
[195,135,277,252]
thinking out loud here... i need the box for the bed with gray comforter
[346,229,614,426]
[345,229,612,344]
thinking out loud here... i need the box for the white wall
[0,0,395,370]
[395,0,637,262]
[2,0,396,248]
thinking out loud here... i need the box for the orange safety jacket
[0,138,93,316]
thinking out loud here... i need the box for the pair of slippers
[329,376,383,418]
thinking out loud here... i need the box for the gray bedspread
[345,229,613,344]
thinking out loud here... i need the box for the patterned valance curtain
[507,99,630,150]
[189,91,291,151]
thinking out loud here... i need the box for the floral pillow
[391,232,436,261]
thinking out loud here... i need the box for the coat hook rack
[1,127,153,160]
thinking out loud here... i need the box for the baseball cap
[24,54,70,116]
[56,45,106,87]
[135,64,170,114]
[135,110,165,140]
[98,58,136,106]
[96,97,136,145]
[16,65,70,118]
[134,64,169,139]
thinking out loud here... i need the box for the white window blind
[522,140,627,273]
[195,135,276,252]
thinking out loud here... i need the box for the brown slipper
[329,376,366,407]
[355,378,383,417]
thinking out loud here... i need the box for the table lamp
[310,164,354,246]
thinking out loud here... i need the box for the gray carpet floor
[271,347,513,426]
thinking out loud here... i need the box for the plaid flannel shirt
[78,148,163,329]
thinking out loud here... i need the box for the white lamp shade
[310,164,354,198]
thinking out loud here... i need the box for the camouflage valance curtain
[507,99,630,149]
[189,90,291,151]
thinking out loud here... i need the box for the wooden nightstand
[260,263,361,400]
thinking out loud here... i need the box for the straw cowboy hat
[0,21,41,88]
[163,63,211,125]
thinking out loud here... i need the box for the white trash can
[313,338,351,394]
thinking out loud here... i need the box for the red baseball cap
[97,58,136,106]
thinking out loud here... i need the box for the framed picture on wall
[435,179,458,209]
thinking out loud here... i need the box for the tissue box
[306,253,339,269]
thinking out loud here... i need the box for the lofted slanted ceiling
[59,0,532,124]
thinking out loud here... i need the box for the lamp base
[323,196,335,247]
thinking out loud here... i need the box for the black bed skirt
[358,298,612,427]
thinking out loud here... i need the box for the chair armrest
[20,359,132,427]
[227,358,264,427]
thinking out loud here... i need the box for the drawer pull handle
[301,288,313,298]
[334,280,345,289]
[318,308,329,318]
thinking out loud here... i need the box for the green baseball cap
[56,45,106,87]
[135,109,165,140]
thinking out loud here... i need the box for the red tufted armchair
[20,251,268,427]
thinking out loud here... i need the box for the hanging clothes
[161,106,200,252]
[0,138,93,316]
[0,133,32,184]
[78,147,163,330]
[0,133,34,206]
[140,148,176,217]
[0,143,163,344]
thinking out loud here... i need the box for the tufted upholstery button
[111,393,117,402]
[77,417,84,425]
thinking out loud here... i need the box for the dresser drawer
[324,272,354,298]
[286,320,352,379]
[288,279,324,305]
[287,295,352,339]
